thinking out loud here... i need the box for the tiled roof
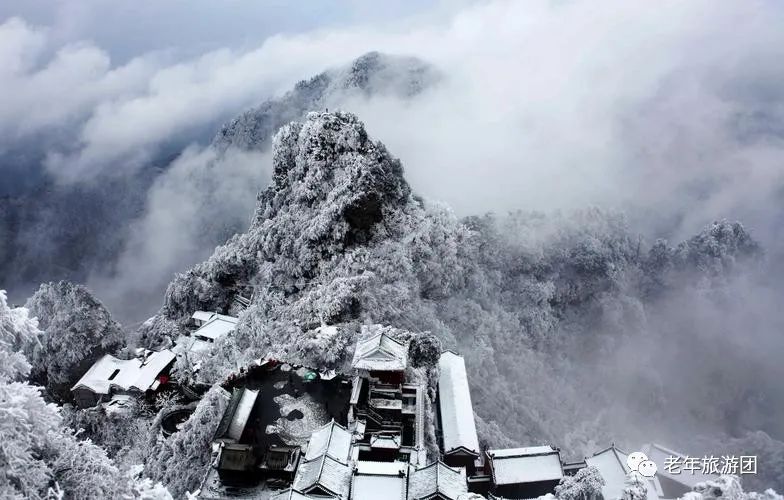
[351,326,409,372]
[293,455,351,499]
[269,488,336,500]
[305,420,352,462]
[408,461,467,500]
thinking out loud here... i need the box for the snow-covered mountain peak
[155,111,425,333]
[265,111,410,227]
[213,52,437,152]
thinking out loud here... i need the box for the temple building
[484,446,563,499]
[71,349,175,408]
[437,351,480,474]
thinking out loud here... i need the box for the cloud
[6,0,784,239]
[0,3,446,180]
[0,21,347,180]
[86,145,270,323]
[5,2,784,479]
[336,0,784,246]
[0,18,156,151]
[5,0,784,308]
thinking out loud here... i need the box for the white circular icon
[627,451,648,472]
[638,459,658,478]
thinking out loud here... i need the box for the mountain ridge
[132,111,780,494]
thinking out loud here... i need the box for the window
[108,368,121,381]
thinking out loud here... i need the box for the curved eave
[444,446,479,458]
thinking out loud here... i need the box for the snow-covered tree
[1,289,167,498]
[0,290,40,381]
[621,471,647,500]
[145,386,229,497]
[124,466,174,500]
[48,433,172,500]
[555,465,604,500]
[61,403,153,469]
[685,475,782,500]
[0,381,60,498]
[672,220,761,279]
[0,290,57,497]
[25,281,126,400]
[408,332,441,368]
[47,430,126,499]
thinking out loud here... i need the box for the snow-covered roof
[355,461,407,475]
[371,398,402,410]
[408,461,467,500]
[293,454,352,499]
[270,488,336,500]
[351,327,408,372]
[351,461,407,500]
[132,350,176,391]
[228,388,259,441]
[585,445,629,500]
[193,314,238,341]
[72,355,139,394]
[437,352,480,456]
[487,446,563,485]
[214,387,259,443]
[490,446,554,458]
[586,445,659,500]
[305,420,352,462]
[643,443,718,488]
[191,310,216,323]
[71,350,175,395]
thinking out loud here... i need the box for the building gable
[351,327,409,372]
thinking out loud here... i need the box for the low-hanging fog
[1,0,783,487]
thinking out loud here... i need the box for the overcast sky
[0,0,445,62]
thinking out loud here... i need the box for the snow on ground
[266,393,329,448]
